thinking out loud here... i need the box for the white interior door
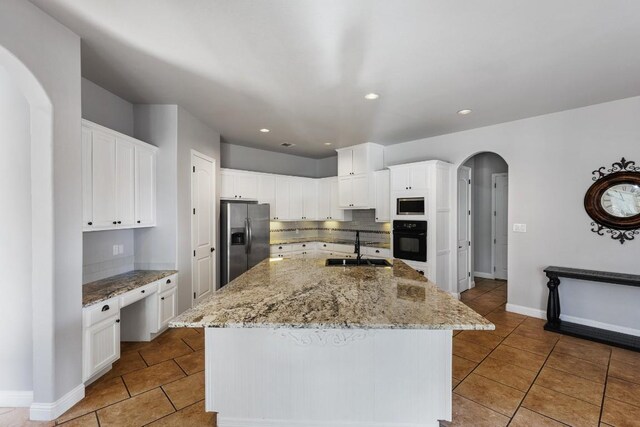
[492,173,508,280]
[192,151,216,305]
[457,167,471,293]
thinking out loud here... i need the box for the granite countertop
[83,270,178,307]
[270,237,391,249]
[171,259,493,331]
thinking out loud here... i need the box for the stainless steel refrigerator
[220,201,270,287]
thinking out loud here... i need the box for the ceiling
[31,0,640,158]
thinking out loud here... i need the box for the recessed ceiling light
[364,93,380,100]
[324,142,332,146]
[457,109,472,115]
[260,128,270,133]
[280,142,296,147]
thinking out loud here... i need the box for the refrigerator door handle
[247,217,253,254]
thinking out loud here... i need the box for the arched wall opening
[455,151,509,310]
[0,44,54,408]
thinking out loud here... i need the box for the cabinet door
[337,149,353,176]
[235,173,258,200]
[409,166,428,191]
[375,170,390,222]
[338,176,353,208]
[116,139,135,227]
[158,288,177,330]
[289,178,304,220]
[275,176,290,220]
[351,174,370,208]
[390,167,410,192]
[220,170,235,199]
[91,130,117,228]
[82,127,93,229]
[258,175,277,219]
[330,178,345,220]
[135,147,156,227]
[317,178,332,220]
[301,178,318,220]
[83,315,120,381]
[351,144,369,175]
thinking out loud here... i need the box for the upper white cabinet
[329,177,352,221]
[336,143,384,209]
[336,143,382,177]
[82,120,158,232]
[257,174,277,219]
[301,178,318,220]
[374,169,390,222]
[220,169,258,200]
[390,164,428,192]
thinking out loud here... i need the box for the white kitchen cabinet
[135,146,156,227]
[116,139,135,227]
[220,169,258,200]
[158,287,177,331]
[391,164,428,192]
[82,120,158,232]
[336,143,383,177]
[274,176,291,220]
[289,178,304,220]
[301,178,318,220]
[82,298,120,382]
[330,177,352,221]
[317,178,332,220]
[91,129,118,228]
[374,169,390,222]
[339,174,371,208]
[258,174,277,219]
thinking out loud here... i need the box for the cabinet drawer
[362,247,391,258]
[159,274,177,293]
[84,298,120,327]
[120,282,159,308]
[271,244,292,255]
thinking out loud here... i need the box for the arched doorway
[0,45,54,412]
[456,152,509,315]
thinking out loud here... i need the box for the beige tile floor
[2,278,640,426]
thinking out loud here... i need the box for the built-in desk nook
[544,266,640,351]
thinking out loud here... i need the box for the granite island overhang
[171,258,494,427]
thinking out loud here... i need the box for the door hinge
[468,210,471,216]
[193,166,195,173]
[494,211,496,216]
[494,266,496,272]
[194,292,196,299]
[468,179,471,185]
[193,250,196,257]
[468,272,471,277]
[494,238,496,244]
[494,183,497,188]
[193,208,196,215]
[468,241,471,246]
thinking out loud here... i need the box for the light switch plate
[113,245,118,256]
[118,244,124,255]
[513,224,527,233]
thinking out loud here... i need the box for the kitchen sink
[325,258,392,267]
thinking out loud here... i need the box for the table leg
[546,273,561,324]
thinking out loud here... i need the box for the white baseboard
[449,292,460,300]
[0,390,33,407]
[218,417,428,427]
[30,383,84,421]
[474,271,494,280]
[506,303,545,319]
[506,303,640,337]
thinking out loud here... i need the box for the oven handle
[393,232,426,236]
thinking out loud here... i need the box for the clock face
[600,183,640,218]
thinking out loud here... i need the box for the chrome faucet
[354,230,362,264]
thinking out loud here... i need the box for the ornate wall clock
[584,158,640,244]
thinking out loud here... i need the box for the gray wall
[133,105,179,272]
[470,153,508,275]
[0,66,33,392]
[81,78,134,137]
[81,78,137,283]
[384,96,640,333]
[0,0,83,404]
[176,106,221,313]
[221,142,337,178]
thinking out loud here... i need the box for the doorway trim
[457,166,472,293]
[491,173,508,280]
[190,149,216,308]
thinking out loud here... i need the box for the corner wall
[384,96,640,334]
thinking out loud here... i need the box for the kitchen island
[171,258,493,427]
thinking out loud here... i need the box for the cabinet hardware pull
[113,221,117,225]
[211,247,215,252]
[117,221,122,224]
[141,290,145,293]
[88,222,93,226]
[116,319,120,323]
[137,220,141,224]
[166,279,171,284]
[101,305,110,312]
[376,250,380,253]
[161,297,165,301]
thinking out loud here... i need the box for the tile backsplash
[83,229,135,284]
[270,209,390,244]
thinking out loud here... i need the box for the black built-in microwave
[396,197,425,215]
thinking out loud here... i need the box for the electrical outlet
[513,224,527,233]
[295,229,299,234]
[112,245,118,256]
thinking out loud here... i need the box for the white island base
[205,327,452,427]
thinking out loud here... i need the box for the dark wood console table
[544,266,640,351]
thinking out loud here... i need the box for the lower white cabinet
[158,287,177,331]
[83,299,121,382]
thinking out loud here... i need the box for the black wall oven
[393,220,427,262]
